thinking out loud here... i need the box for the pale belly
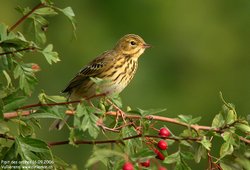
[70,59,138,100]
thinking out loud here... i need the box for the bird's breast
[98,58,138,95]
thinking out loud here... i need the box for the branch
[47,135,201,147]
[3,94,250,146]
[8,3,44,32]
[0,134,15,141]
[3,110,218,132]
[105,111,221,132]
[16,94,105,110]
[18,100,81,110]
[3,109,250,145]
[0,47,38,56]
[0,132,200,147]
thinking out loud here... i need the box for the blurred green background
[1,0,250,169]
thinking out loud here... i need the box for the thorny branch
[47,135,201,147]
[0,47,39,56]
[0,132,200,147]
[3,107,250,145]
[8,3,45,32]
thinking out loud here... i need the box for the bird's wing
[62,50,115,93]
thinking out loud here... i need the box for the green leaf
[34,7,58,16]
[30,118,41,129]
[29,112,62,119]
[180,129,197,138]
[199,136,211,151]
[220,142,234,158]
[109,94,123,108]
[235,123,250,133]
[30,106,67,120]
[178,114,192,124]
[85,149,124,168]
[38,92,67,103]
[222,131,236,145]
[19,124,34,137]
[3,95,28,112]
[76,103,87,117]
[45,95,67,103]
[226,110,237,125]
[122,126,141,154]
[2,70,12,87]
[235,157,250,170]
[164,151,180,164]
[1,23,30,48]
[61,7,75,19]
[57,7,76,35]
[68,127,76,145]
[166,139,175,146]
[80,106,100,138]
[212,113,225,128]
[26,13,48,45]
[0,100,3,120]
[2,142,18,161]
[53,155,69,168]
[13,63,22,78]
[131,148,155,160]
[0,122,10,134]
[13,63,38,95]
[220,162,233,170]
[178,115,202,124]
[10,118,27,126]
[16,136,52,161]
[180,140,192,147]
[34,21,46,44]
[194,144,207,163]
[135,108,166,116]
[0,23,8,41]
[189,116,202,124]
[175,161,192,170]
[180,151,193,160]
[41,44,60,64]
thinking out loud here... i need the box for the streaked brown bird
[63,34,150,100]
[51,34,150,130]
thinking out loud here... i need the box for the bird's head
[114,34,150,58]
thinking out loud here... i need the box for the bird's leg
[106,98,127,124]
[86,99,95,107]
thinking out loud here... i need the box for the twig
[17,100,81,110]
[105,112,221,132]
[3,108,250,145]
[47,135,200,147]
[0,47,38,56]
[3,110,216,132]
[8,3,44,32]
[17,93,105,110]
[0,134,15,141]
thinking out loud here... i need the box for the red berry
[140,159,150,167]
[154,149,165,160]
[158,166,167,170]
[123,162,134,170]
[158,140,168,150]
[31,64,41,72]
[159,127,170,138]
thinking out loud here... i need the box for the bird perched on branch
[51,34,150,129]
[63,34,150,100]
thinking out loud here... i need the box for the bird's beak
[143,43,151,49]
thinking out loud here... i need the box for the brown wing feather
[62,50,116,93]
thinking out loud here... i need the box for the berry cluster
[122,127,171,170]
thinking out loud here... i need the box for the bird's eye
[130,41,136,45]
